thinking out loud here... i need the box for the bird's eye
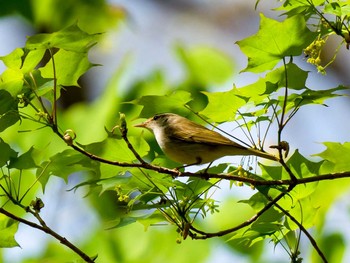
[153,115,161,121]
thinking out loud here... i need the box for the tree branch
[0,208,95,262]
[188,190,289,239]
[68,135,350,186]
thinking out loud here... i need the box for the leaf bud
[63,129,76,146]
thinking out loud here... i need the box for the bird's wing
[169,118,246,149]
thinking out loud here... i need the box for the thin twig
[118,120,147,165]
[49,48,58,128]
[237,110,256,146]
[277,58,297,182]
[184,105,251,148]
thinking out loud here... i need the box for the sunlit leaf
[21,49,46,73]
[282,197,319,230]
[0,48,46,75]
[297,85,347,106]
[0,48,24,69]
[132,90,192,118]
[39,49,96,87]
[324,2,343,16]
[237,14,317,72]
[85,135,149,164]
[276,0,325,17]
[264,62,309,91]
[201,87,247,122]
[0,68,24,97]
[0,214,19,248]
[286,150,323,178]
[314,142,350,172]
[260,164,284,180]
[25,24,100,52]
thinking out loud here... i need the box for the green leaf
[176,45,234,86]
[260,164,284,180]
[0,110,21,133]
[314,142,350,172]
[0,48,46,74]
[85,135,149,164]
[0,214,19,248]
[298,85,347,106]
[36,149,99,191]
[260,150,322,181]
[200,87,247,122]
[0,68,24,97]
[280,0,325,9]
[0,48,24,69]
[251,217,283,235]
[282,197,319,230]
[264,62,309,91]
[277,85,346,115]
[237,14,317,72]
[39,49,95,87]
[21,49,46,73]
[324,2,343,16]
[239,192,268,212]
[235,78,269,102]
[138,210,168,231]
[0,90,20,132]
[98,174,131,194]
[132,90,192,118]
[286,150,323,178]
[276,0,325,17]
[0,139,18,167]
[218,64,308,114]
[8,147,39,170]
[19,69,55,105]
[25,24,99,52]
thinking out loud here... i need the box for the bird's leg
[203,161,213,174]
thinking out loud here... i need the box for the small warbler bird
[135,113,278,165]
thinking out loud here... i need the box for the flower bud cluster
[304,36,326,74]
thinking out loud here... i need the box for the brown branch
[118,116,147,165]
[68,137,350,186]
[188,190,289,239]
[54,120,350,188]
[0,208,95,263]
[53,122,350,260]
[273,202,328,263]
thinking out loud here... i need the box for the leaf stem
[49,48,58,129]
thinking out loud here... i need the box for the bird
[135,113,278,166]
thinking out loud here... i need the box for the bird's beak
[134,118,150,128]
[134,122,146,128]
